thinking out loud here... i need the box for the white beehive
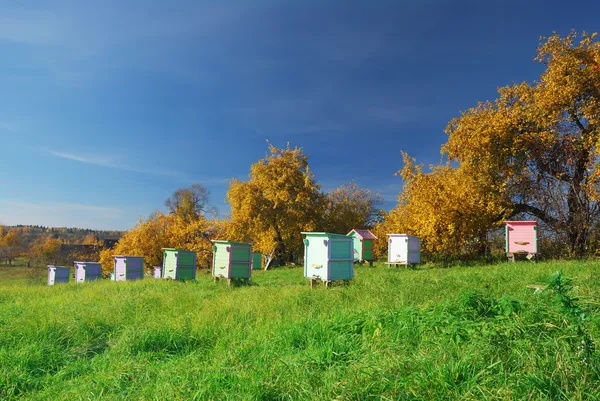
[387,234,421,266]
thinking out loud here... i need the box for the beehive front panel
[75,264,86,283]
[388,237,405,263]
[304,237,328,280]
[114,258,127,281]
[48,268,55,286]
[213,245,231,278]
[163,252,177,279]
[507,224,537,254]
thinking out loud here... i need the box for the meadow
[1,261,600,400]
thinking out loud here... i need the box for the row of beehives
[48,233,411,286]
[48,222,538,285]
[47,243,262,285]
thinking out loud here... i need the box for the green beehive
[161,248,197,280]
[302,232,354,287]
[211,240,252,283]
[347,229,378,264]
[252,252,262,270]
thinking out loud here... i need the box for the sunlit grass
[1,261,600,400]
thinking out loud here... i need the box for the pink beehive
[505,221,537,255]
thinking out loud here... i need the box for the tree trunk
[566,148,590,257]
[272,222,286,266]
[264,250,275,270]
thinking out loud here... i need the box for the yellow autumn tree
[0,231,22,265]
[373,152,506,260]
[443,31,600,256]
[81,233,100,246]
[227,143,323,266]
[99,212,223,275]
[378,31,600,260]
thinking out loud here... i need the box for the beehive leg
[310,278,314,288]
[227,278,232,286]
[369,260,373,267]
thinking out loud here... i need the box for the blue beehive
[74,262,102,283]
[48,265,70,286]
[113,256,144,281]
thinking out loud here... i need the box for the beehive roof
[211,240,252,246]
[347,229,378,239]
[387,234,419,239]
[505,221,538,226]
[301,232,350,238]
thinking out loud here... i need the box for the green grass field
[1,261,600,400]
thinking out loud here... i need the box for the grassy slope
[1,261,600,400]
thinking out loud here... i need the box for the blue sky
[0,0,598,230]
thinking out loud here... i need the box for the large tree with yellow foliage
[381,31,600,258]
[227,144,323,265]
[444,31,600,255]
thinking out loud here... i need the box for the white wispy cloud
[48,150,230,187]
[49,150,181,177]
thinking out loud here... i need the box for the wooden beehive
[162,248,197,280]
[211,240,252,281]
[153,266,162,279]
[302,232,354,286]
[48,265,70,285]
[347,229,377,263]
[505,221,538,259]
[252,252,262,270]
[387,234,421,266]
[112,256,144,281]
[74,262,102,283]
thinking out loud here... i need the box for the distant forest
[0,225,123,266]
[1,225,122,248]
